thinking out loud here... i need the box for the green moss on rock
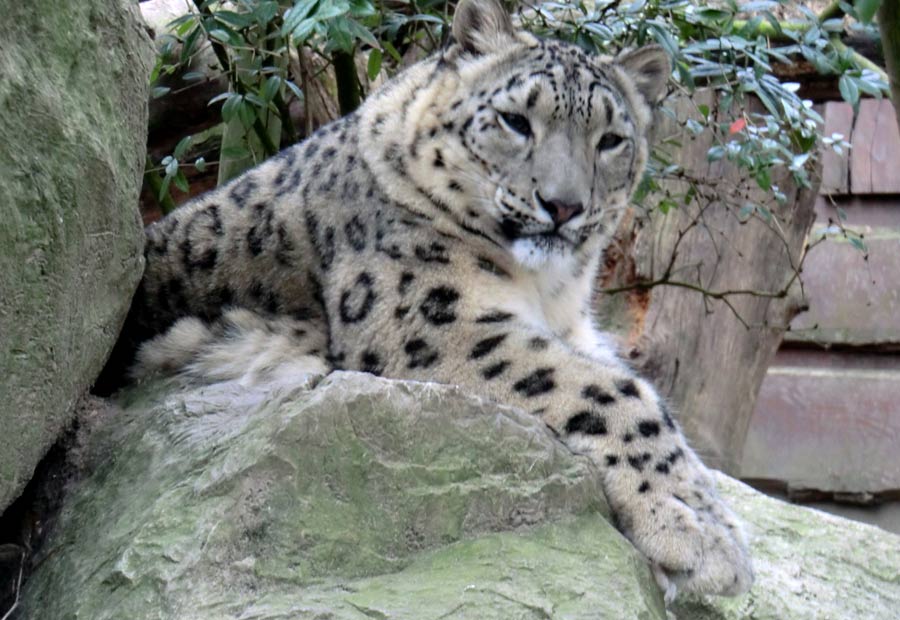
[21,373,900,618]
[22,373,664,619]
[0,0,153,510]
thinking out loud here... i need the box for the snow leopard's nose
[535,192,584,226]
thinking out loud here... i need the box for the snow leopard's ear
[452,0,516,56]
[616,45,671,105]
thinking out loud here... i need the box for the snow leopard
[120,0,753,599]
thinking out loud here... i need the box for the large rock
[0,0,153,510]
[21,373,900,619]
[21,373,664,619]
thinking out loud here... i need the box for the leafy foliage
[147,0,888,217]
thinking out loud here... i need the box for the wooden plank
[814,195,900,227]
[850,99,878,193]
[787,226,900,348]
[742,351,900,493]
[870,99,900,193]
[850,99,900,194]
[820,102,853,194]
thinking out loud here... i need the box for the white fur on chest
[477,250,620,366]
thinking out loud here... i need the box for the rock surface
[0,0,153,511]
[21,373,900,619]
[22,372,663,619]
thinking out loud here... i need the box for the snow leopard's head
[362,0,670,269]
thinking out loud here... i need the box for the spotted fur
[125,0,752,600]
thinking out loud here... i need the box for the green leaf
[221,145,251,159]
[738,1,779,13]
[855,75,885,97]
[208,29,236,45]
[151,86,171,99]
[221,94,243,123]
[314,0,351,22]
[790,152,811,171]
[685,118,704,135]
[367,48,383,82]
[291,17,320,42]
[409,13,447,25]
[382,40,402,63]
[344,17,380,49]
[194,157,207,172]
[854,0,881,23]
[707,145,726,161]
[214,11,254,30]
[173,169,190,193]
[821,18,845,32]
[237,99,257,126]
[208,92,232,106]
[244,92,269,108]
[646,21,679,59]
[253,1,280,26]
[182,71,206,82]
[158,174,172,202]
[173,135,193,159]
[167,13,197,33]
[262,76,281,102]
[695,8,733,21]
[326,16,354,53]
[849,235,867,251]
[284,80,304,100]
[658,197,678,214]
[180,26,203,64]
[584,23,613,39]
[838,74,860,106]
[349,0,377,17]
[282,0,319,37]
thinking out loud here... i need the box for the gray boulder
[23,373,664,619]
[21,373,900,618]
[0,0,153,511]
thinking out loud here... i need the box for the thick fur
[128,0,752,599]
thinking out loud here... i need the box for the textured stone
[673,473,900,620]
[22,372,663,619]
[21,373,900,619]
[0,0,153,510]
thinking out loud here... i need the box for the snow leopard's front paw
[604,448,753,601]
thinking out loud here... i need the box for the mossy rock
[21,373,900,618]
[0,0,153,511]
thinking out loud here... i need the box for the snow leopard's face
[452,38,668,267]
[401,0,668,268]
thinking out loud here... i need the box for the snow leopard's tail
[131,308,330,387]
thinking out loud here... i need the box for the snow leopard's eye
[597,133,625,152]
[498,112,532,138]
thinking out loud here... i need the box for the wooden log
[597,90,820,474]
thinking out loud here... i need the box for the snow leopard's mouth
[497,216,578,247]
